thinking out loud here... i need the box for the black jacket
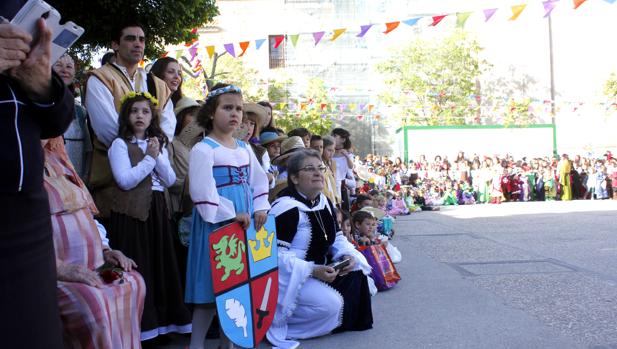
[0,73,73,193]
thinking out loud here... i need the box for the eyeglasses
[299,165,327,174]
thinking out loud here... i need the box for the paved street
[164,200,617,349]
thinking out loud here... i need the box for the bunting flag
[255,38,266,50]
[313,31,325,45]
[543,0,558,17]
[368,104,374,112]
[224,43,235,58]
[273,35,285,48]
[175,50,183,60]
[510,4,527,20]
[573,0,586,9]
[384,21,400,34]
[403,17,421,26]
[339,104,347,112]
[239,41,250,57]
[290,34,299,47]
[188,44,199,61]
[456,12,472,28]
[430,15,447,26]
[300,103,307,110]
[278,103,286,110]
[331,28,346,41]
[360,103,367,111]
[349,103,356,111]
[206,45,215,59]
[484,8,498,22]
[320,103,327,110]
[357,24,373,37]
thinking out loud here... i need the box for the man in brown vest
[85,22,175,218]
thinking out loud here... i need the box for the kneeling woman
[267,149,373,348]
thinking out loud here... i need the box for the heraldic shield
[209,215,278,348]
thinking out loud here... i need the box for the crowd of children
[352,151,617,211]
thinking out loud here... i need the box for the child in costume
[185,83,270,349]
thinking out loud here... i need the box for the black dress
[275,187,373,332]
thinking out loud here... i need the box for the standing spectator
[0,16,73,349]
[258,100,275,129]
[150,56,183,107]
[53,53,92,181]
[85,22,176,221]
[332,127,356,211]
[288,127,311,148]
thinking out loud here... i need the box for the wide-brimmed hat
[260,131,287,146]
[174,97,200,116]
[243,102,268,130]
[271,136,305,166]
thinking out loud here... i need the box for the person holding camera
[0,11,74,349]
[267,149,373,349]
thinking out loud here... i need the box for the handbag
[359,244,401,291]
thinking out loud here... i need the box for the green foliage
[604,73,617,100]
[49,0,218,62]
[377,31,486,126]
[272,78,334,136]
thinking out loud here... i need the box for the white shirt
[85,63,176,147]
[333,153,356,195]
[108,137,176,192]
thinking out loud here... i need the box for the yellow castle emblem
[248,226,275,262]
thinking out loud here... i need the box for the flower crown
[205,85,242,102]
[120,91,159,107]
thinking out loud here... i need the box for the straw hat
[259,131,287,146]
[271,136,305,166]
[174,97,200,116]
[360,206,386,220]
[243,102,268,130]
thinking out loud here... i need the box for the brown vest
[110,140,153,221]
[86,63,171,217]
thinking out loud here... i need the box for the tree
[604,73,617,100]
[377,31,486,126]
[272,78,334,136]
[50,0,218,62]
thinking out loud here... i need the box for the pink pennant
[273,35,285,49]
[484,8,498,22]
[188,44,199,61]
[430,15,447,26]
[543,0,558,17]
[313,31,325,46]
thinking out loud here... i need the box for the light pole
[548,15,558,156]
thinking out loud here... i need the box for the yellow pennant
[206,45,215,59]
[510,4,527,20]
[331,28,346,41]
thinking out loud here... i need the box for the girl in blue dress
[185,83,270,349]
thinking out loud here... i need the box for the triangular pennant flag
[175,49,183,60]
[255,39,266,50]
[331,28,346,41]
[384,21,400,34]
[349,103,356,111]
[320,103,327,110]
[484,8,498,22]
[290,34,299,47]
[278,103,286,110]
[238,41,250,57]
[357,115,364,121]
[189,44,199,61]
[403,17,421,26]
[456,12,472,28]
[368,104,374,112]
[510,4,527,20]
[357,24,373,37]
[300,103,307,111]
[273,35,285,49]
[206,46,215,59]
[543,1,558,17]
[224,43,235,58]
[313,31,325,45]
[573,0,586,9]
[339,104,347,111]
[360,103,366,111]
[430,15,447,26]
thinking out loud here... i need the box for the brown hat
[271,136,305,166]
[174,97,200,116]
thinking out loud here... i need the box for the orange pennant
[239,41,250,57]
[206,46,215,59]
[368,104,374,112]
[384,22,400,34]
[300,103,307,111]
[431,15,447,26]
[510,4,527,20]
[320,103,327,110]
[573,0,586,9]
[331,28,346,41]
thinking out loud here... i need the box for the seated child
[351,194,373,213]
[386,191,410,216]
